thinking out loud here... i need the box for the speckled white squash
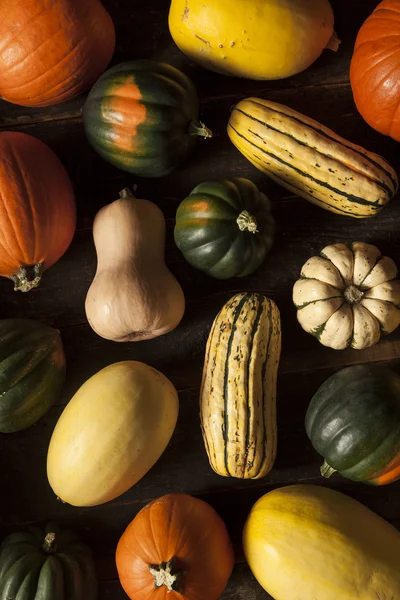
[293,242,400,350]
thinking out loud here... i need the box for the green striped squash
[0,319,66,433]
[228,97,398,218]
[0,522,97,599]
[200,293,281,479]
[83,60,212,178]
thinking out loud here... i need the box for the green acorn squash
[174,178,275,279]
[305,364,400,485]
[0,522,97,600]
[0,319,66,433]
[82,60,212,178]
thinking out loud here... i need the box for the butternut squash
[85,189,185,342]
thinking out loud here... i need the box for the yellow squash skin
[243,484,400,600]
[228,98,398,218]
[200,293,281,479]
[47,361,179,507]
[168,0,337,80]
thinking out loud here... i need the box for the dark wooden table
[1,1,400,598]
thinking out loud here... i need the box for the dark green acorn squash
[0,319,66,433]
[82,60,212,178]
[305,364,400,485]
[0,522,97,600]
[174,178,274,279]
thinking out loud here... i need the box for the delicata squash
[200,293,281,478]
[228,98,398,217]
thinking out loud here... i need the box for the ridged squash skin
[305,364,400,485]
[47,361,179,507]
[0,523,97,600]
[200,293,281,478]
[228,98,398,218]
[83,60,211,178]
[293,242,400,350]
[168,0,337,80]
[174,178,275,279]
[0,319,66,433]
[243,484,400,600]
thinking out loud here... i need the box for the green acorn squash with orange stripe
[305,364,400,486]
[82,60,212,178]
[200,293,281,479]
[174,178,275,279]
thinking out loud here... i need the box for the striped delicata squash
[200,293,281,479]
[228,98,398,218]
[293,242,400,350]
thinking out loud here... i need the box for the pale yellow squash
[243,484,400,600]
[47,361,179,507]
[168,0,339,80]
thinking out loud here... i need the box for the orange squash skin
[115,493,234,600]
[0,0,115,107]
[0,132,76,288]
[350,0,400,141]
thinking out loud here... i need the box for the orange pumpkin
[0,132,76,292]
[350,0,400,141]
[115,493,235,600]
[0,0,115,107]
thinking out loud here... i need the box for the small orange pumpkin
[0,132,76,291]
[115,493,234,600]
[350,0,400,141]
[0,0,115,107]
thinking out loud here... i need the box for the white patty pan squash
[168,0,339,80]
[46,361,179,507]
[243,484,400,600]
[293,242,400,350]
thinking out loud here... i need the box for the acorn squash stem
[43,532,56,554]
[320,460,337,479]
[237,210,259,233]
[11,262,44,293]
[148,557,182,592]
[188,120,213,139]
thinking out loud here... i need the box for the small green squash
[0,522,97,600]
[174,178,274,279]
[305,364,400,486]
[82,60,212,178]
[0,319,66,433]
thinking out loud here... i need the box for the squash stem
[326,31,341,52]
[149,557,182,592]
[237,210,259,233]
[188,120,213,139]
[320,460,337,479]
[119,188,134,199]
[11,263,44,293]
[43,532,56,554]
[344,284,363,305]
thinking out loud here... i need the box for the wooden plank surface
[1,0,400,598]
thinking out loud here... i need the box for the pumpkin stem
[188,120,213,139]
[344,284,363,305]
[237,210,258,234]
[320,460,337,479]
[149,557,182,593]
[43,532,57,554]
[119,188,134,199]
[326,31,341,52]
[11,263,44,293]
